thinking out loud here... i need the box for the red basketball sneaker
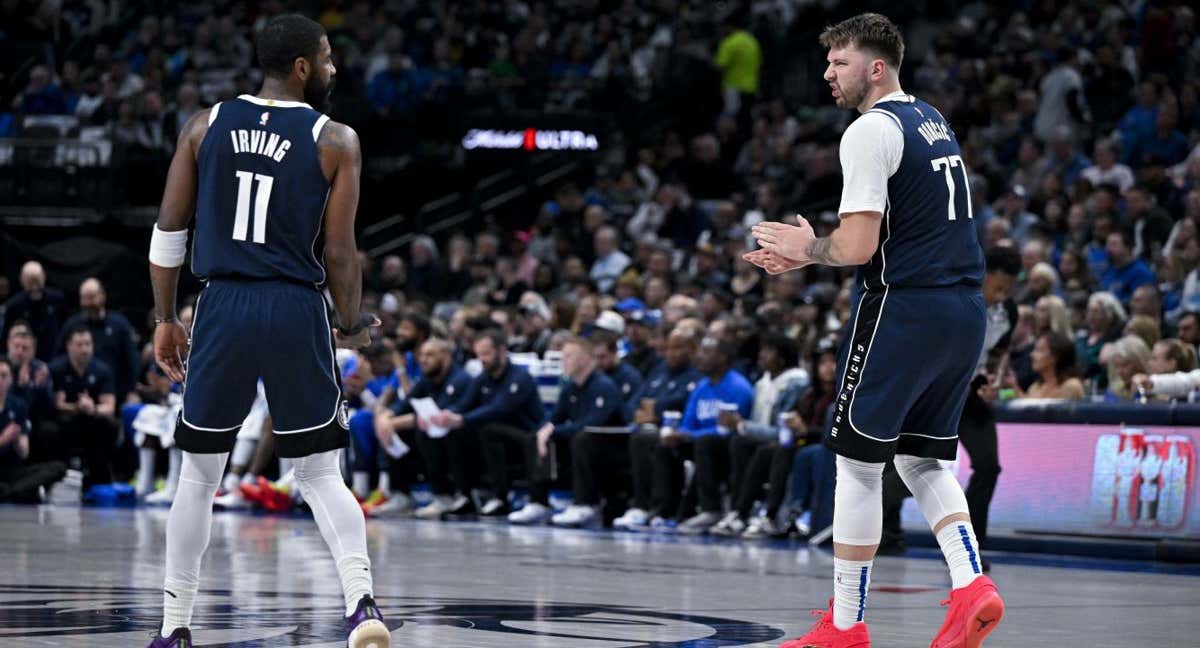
[780,600,871,648]
[930,576,1004,648]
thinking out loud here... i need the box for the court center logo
[0,584,785,646]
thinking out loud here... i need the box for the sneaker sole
[941,592,1004,648]
[349,618,390,648]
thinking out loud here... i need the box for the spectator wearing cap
[430,329,544,518]
[707,333,808,539]
[50,326,118,492]
[0,357,66,503]
[589,329,643,414]
[55,278,138,403]
[1,262,65,362]
[589,226,631,294]
[617,301,662,378]
[616,329,703,530]
[1101,230,1156,305]
[660,337,754,535]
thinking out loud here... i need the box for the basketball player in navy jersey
[746,14,1004,648]
[145,14,389,648]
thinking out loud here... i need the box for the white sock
[231,436,256,467]
[833,557,872,630]
[352,471,370,498]
[162,452,228,636]
[294,450,374,615]
[138,448,156,495]
[164,448,183,498]
[378,472,391,496]
[278,457,294,480]
[936,522,984,589]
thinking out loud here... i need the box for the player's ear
[295,56,311,82]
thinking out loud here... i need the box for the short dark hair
[760,333,799,368]
[6,320,34,341]
[984,245,1021,277]
[64,324,91,343]
[589,329,620,352]
[398,312,431,340]
[475,328,507,351]
[818,13,905,69]
[1109,228,1135,249]
[1180,311,1200,327]
[256,14,326,78]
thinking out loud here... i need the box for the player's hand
[154,320,190,383]
[976,381,999,404]
[1132,374,1154,395]
[752,215,817,266]
[742,248,806,275]
[334,313,381,349]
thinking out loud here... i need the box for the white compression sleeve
[832,456,885,545]
[293,449,373,615]
[892,454,970,527]
[162,451,229,636]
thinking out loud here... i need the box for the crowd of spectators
[1,3,1200,539]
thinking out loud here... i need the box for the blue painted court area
[0,505,1196,647]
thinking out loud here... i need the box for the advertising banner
[901,423,1198,539]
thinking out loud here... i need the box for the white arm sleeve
[837,111,904,215]
[1149,370,1200,398]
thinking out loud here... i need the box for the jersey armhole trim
[207,102,222,126]
[865,108,903,132]
[312,115,330,142]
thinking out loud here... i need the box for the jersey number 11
[233,170,275,244]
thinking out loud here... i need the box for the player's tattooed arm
[319,121,365,333]
[804,237,847,266]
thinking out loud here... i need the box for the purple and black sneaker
[145,628,191,647]
[345,594,390,648]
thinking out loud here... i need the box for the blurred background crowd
[1,1,1199,537]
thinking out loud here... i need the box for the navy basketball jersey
[192,95,331,286]
[857,96,984,291]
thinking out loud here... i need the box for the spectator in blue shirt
[372,338,474,519]
[1127,103,1190,169]
[510,335,624,526]
[1100,230,1156,305]
[433,329,544,518]
[656,337,754,531]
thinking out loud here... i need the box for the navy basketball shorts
[175,278,349,458]
[825,285,986,464]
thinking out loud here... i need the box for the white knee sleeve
[893,454,970,528]
[833,456,885,545]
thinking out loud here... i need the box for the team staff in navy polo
[49,325,118,490]
[430,329,544,517]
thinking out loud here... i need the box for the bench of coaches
[430,329,543,517]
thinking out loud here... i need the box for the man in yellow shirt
[715,15,761,128]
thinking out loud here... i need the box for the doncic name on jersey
[229,113,292,162]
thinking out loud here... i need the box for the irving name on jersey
[229,127,292,162]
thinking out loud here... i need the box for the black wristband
[337,311,375,336]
